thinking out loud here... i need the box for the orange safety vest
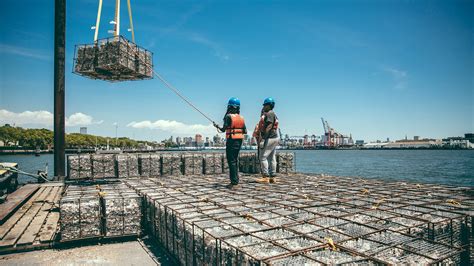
[226,114,245,139]
[258,113,279,135]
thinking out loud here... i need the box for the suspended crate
[73,36,153,82]
[73,0,153,82]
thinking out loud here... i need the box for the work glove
[213,122,220,129]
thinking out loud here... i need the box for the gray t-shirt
[264,110,278,139]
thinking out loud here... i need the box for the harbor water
[1,149,473,187]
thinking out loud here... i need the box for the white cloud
[382,66,408,90]
[0,109,52,125]
[67,113,103,126]
[188,33,230,61]
[0,43,50,61]
[0,109,102,127]
[127,119,215,135]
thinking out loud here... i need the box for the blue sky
[0,0,472,141]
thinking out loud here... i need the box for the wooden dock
[0,183,63,254]
[0,162,19,203]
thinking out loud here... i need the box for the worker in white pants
[255,97,279,184]
[259,137,279,178]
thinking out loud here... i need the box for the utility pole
[54,0,66,179]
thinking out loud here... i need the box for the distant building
[184,137,193,147]
[384,140,441,149]
[465,133,474,144]
[80,127,87,134]
[195,134,202,143]
[414,136,420,141]
[443,136,474,149]
[355,140,364,146]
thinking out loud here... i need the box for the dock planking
[0,184,39,224]
[0,183,63,253]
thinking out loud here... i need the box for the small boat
[34,148,41,157]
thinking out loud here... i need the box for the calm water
[1,150,473,187]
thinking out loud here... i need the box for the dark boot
[226,183,240,190]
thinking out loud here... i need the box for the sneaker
[269,174,277,183]
[255,175,270,184]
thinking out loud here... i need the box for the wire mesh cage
[60,182,143,242]
[73,36,153,82]
[116,153,139,178]
[67,154,92,180]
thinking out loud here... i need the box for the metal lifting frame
[94,0,135,43]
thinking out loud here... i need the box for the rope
[120,40,216,124]
[0,165,50,182]
[151,70,215,124]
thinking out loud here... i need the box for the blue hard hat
[263,97,275,106]
[228,97,241,107]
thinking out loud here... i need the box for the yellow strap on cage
[127,0,135,42]
[361,188,369,195]
[324,237,337,251]
[371,198,385,209]
[115,0,121,37]
[94,0,103,43]
[446,199,461,206]
[242,213,253,221]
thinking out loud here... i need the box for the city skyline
[1,0,472,142]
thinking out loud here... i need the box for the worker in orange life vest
[255,97,279,184]
[214,97,247,189]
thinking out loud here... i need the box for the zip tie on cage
[446,199,461,206]
[324,237,337,251]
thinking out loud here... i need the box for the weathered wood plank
[0,187,52,248]
[17,186,60,246]
[0,184,39,224]
[37,186,62,243]
[0,187,46,239]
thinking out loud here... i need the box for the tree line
[0,125,157,149]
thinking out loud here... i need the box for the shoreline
[1,147,473,155]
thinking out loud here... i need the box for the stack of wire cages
[239,152,260,174]
[115,153,139,178]
[67,153,93,180]
[100,183,142,237]
[120,173,470,265]
[59,181,143,242]
[203,153,224,175]
[73,36,153,82]
[60,185,102,241]
[182,153,204,175]
[66,152,295,180]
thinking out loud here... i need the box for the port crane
[321,117,353,148]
